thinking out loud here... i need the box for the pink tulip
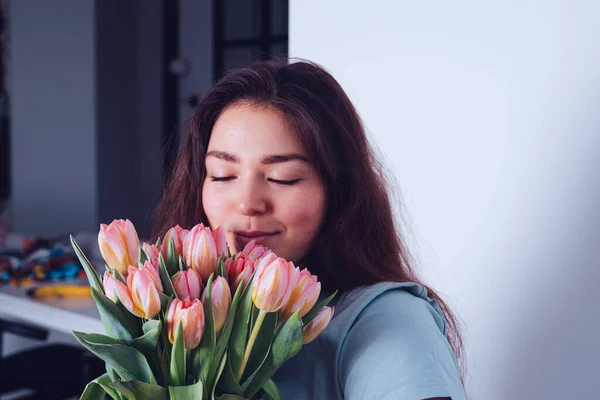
[160,225,189,259]
[212,226,228,258]
[251,257,298,312]
[103,271,118,302]
[225,253,255,291]
[113,263,163,319]
[98,219,140,276]
[202,276,231,334]
[280,268,321,321]
[183,223,219,281]
[172,268,202,300]
[302,306,334,344]
[242,240,272,261]
[139,259,163,292]
[167,297,205,349]
[142,242,161,261]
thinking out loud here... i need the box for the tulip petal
[122,219,140,265]
[212,226,228,257]
[98,230,127,275]
[302,306,334,344]
[252,258,294,312]
[144,282,161,319]
[114,278,142,318]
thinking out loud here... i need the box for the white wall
[290,1,600,399]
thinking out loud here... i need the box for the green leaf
[94,370,122,400]
[189,346,202,384]
[302,290,338,325]
[167,235,179,276]
[158,254,177,297]
[155,236,162,247]
[165,236,179,276]
[161,335,173,389]
[170,320,186,386]
[217,395,247,400]
[72,331,157,385]
[106,365,121,385]
[159,292,172,312]
[139,245,149,264]
[217,258,227,279]
[70,235,104,294]
[242,311,277,382]
[229,274,255,372]
[205,281,243,388]
[242,312,303,398]
[112,267,126,284]
[262,379,283,400]
[90,287,142,343]
[197,274,216,382]
[211,352,228,399]
[178,255,186,272]
[215,350,244,397]
[168,380,205,400]
[132,320,162,384]
[110,380,168,400]
[80,374,110,400]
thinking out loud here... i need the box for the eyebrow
[206,150,310,165]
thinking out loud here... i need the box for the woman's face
[202,103,326,264]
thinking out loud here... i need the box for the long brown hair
[152,59,466,382]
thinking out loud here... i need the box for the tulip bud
[202,276,231,334]
[254,251,277,275]
[225,253,255,291]
[114,264,162,319]
[212,226,228,258]
[183,224,219,281]
[251,257,297,312]
[167,297,205,349]
[172,268,202,300]
[280,268,321,321]
[102,271,119,302]
[98,219,140,276]
[302,306,334,344]
[139,259,163,292]
[161,225,189,260]
[142,242,161,261]
[242,240,271,261]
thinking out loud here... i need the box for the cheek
[279,187,326,239]
[202,183,226,226]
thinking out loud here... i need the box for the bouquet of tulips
[70,219,335,400]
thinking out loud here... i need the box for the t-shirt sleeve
[338,289,466,400]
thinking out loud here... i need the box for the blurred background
[1,0,599,399]
[0,0,289,398]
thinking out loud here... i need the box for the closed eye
[269,179,302,186]
[210,177,302,186]
[210,176,235,182]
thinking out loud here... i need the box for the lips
[233,231,279,250]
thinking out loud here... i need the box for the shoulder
[356,282,445,329]
[333,282,466,400]
[331,281,447,336]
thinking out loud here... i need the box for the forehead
[208,103,305,157]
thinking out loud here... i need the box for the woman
[153,59,468,400]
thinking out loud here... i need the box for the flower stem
[237,309,267,381]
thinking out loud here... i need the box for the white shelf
[0,284,104,335]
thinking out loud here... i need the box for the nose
[236,182,268,216]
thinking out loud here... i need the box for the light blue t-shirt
[273,281,467,399]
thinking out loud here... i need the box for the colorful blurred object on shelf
[0,233,86,286]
